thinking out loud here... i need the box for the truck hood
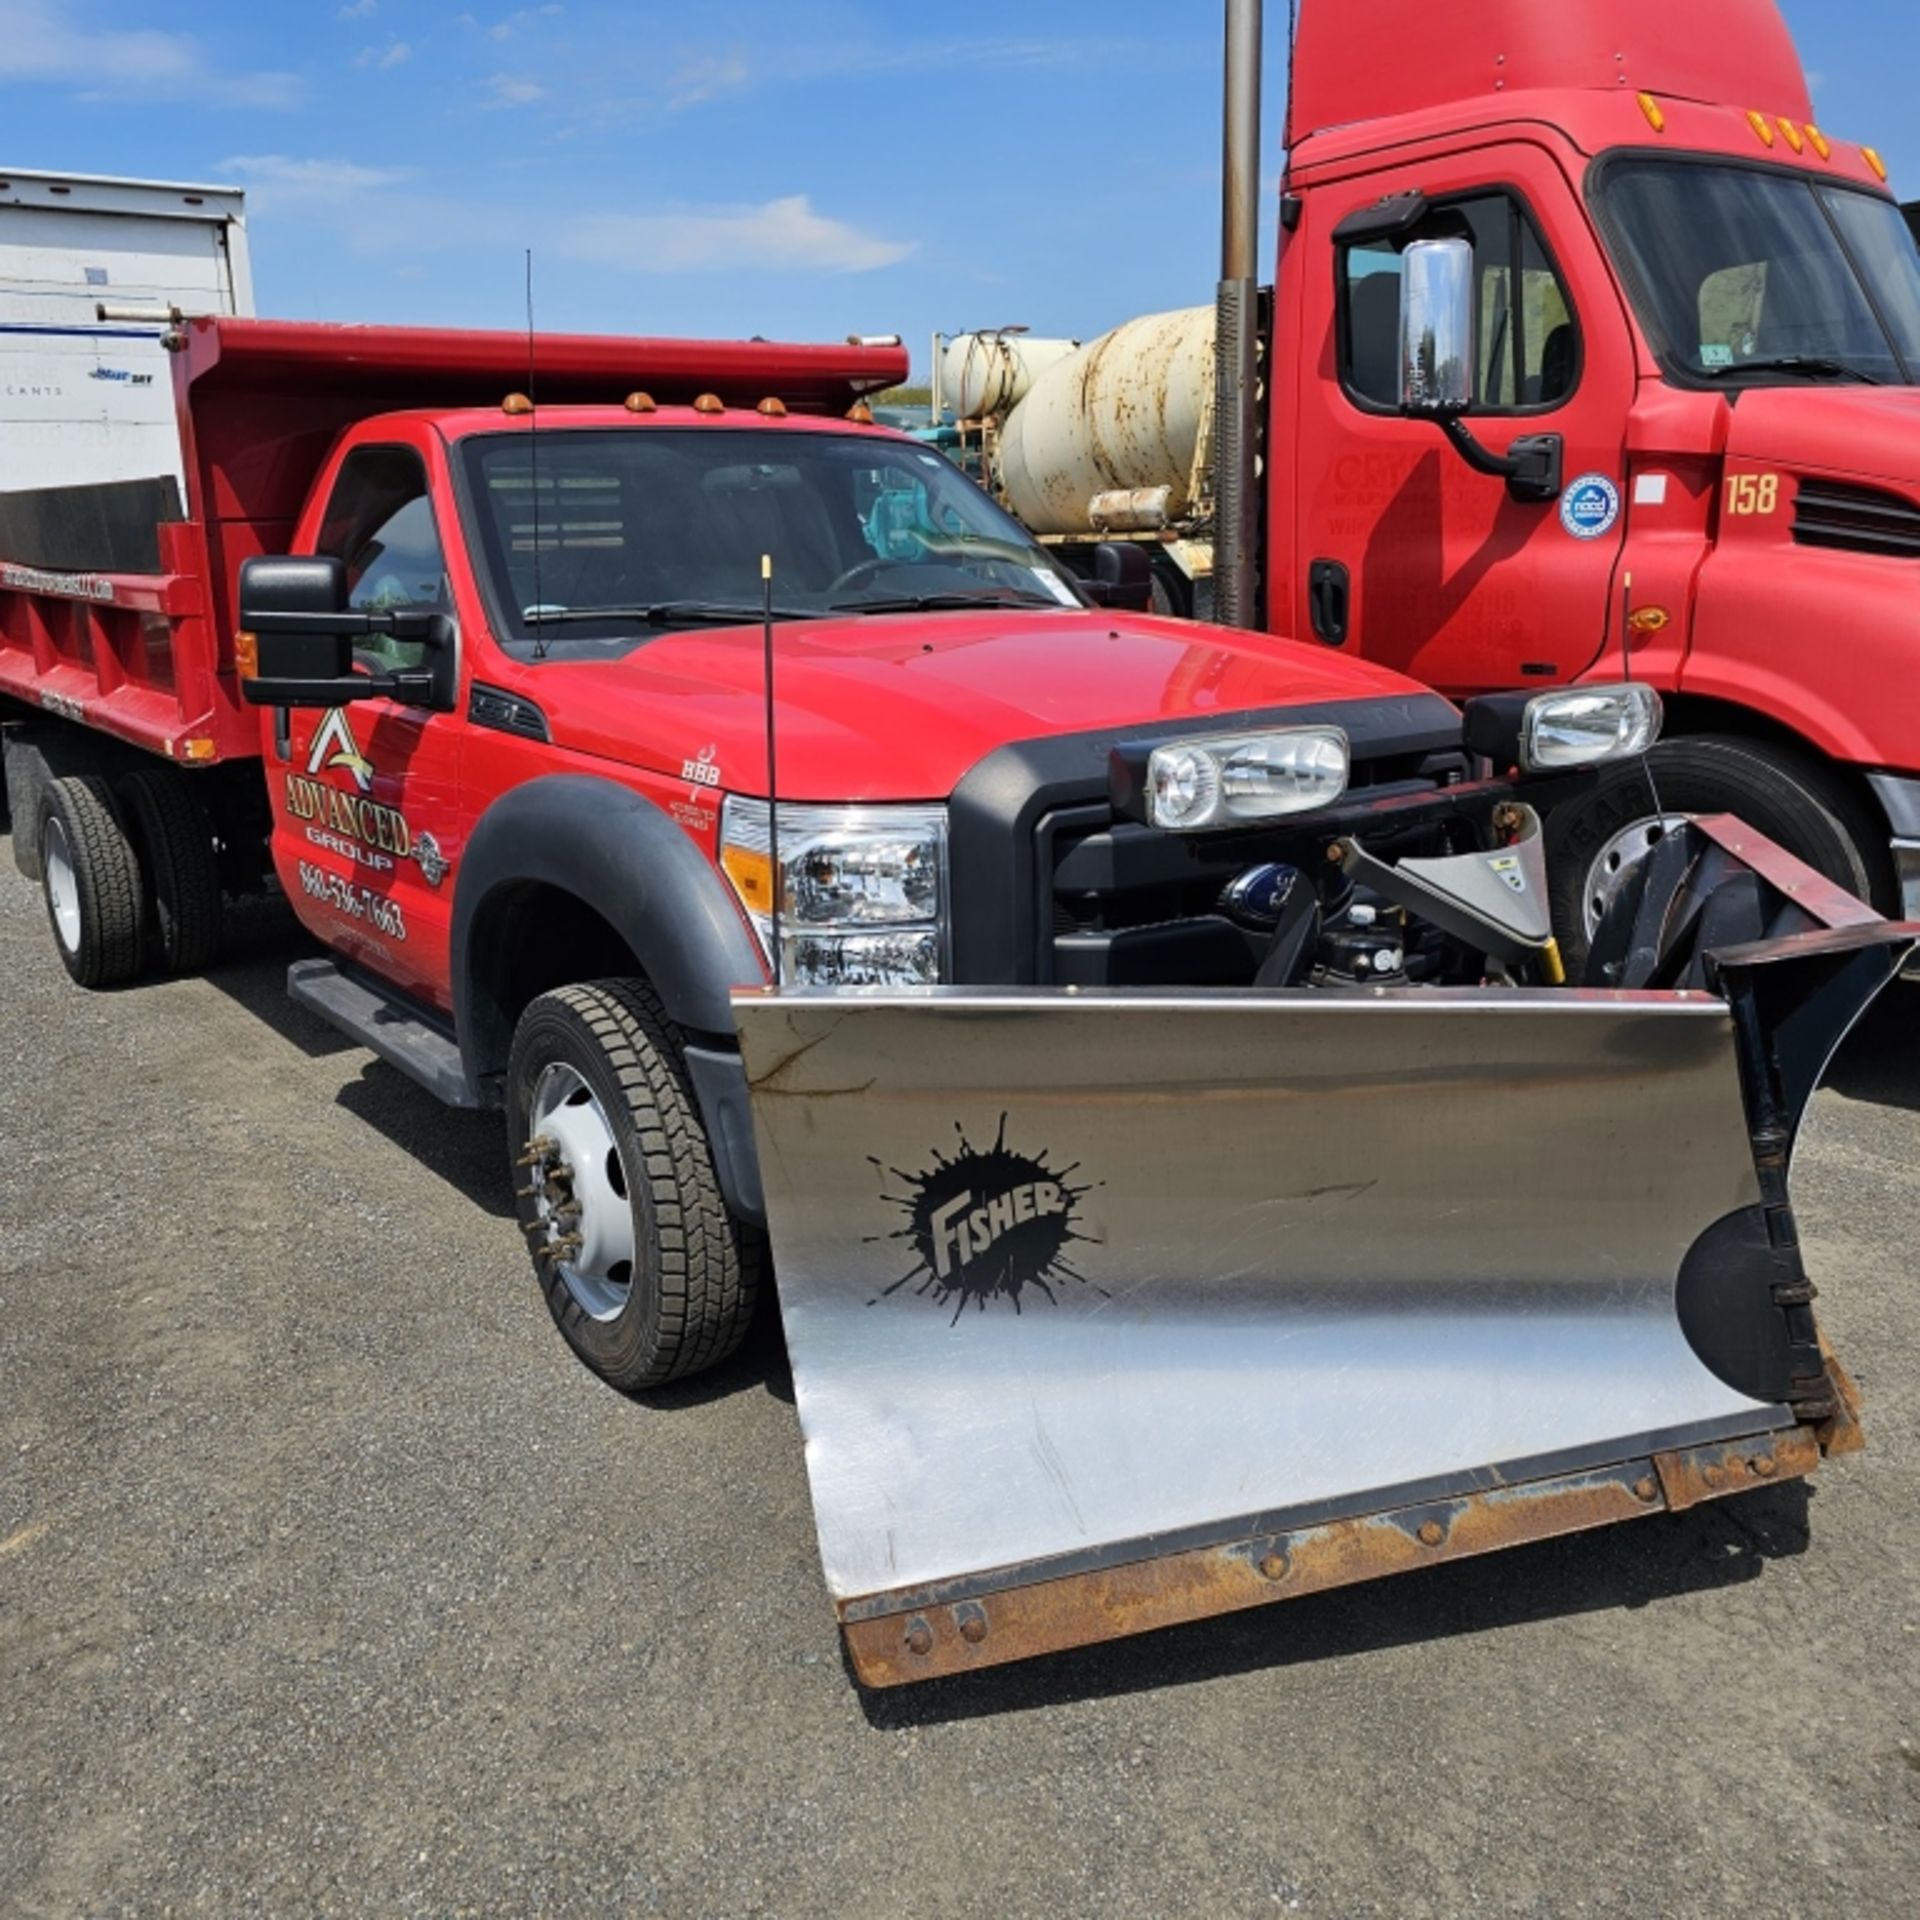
[1723,385,1920,490]
[527,607,1439,801]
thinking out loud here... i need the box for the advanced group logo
[869,1116,1101,1323]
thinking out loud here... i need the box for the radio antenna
[526,248,548,660]
[762,553,783,990]
[1622,569,1666,822]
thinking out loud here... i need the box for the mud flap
[733,924,1913,1686]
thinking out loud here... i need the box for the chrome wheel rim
[523,1063,636,1323]
[1583,813,1691,940]
[43,815,82,954]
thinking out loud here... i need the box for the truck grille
[1793,481,1920,559]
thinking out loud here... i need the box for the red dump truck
[2,313,1911,1685]
[958,0,1920,971]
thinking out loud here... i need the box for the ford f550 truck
[2,314,1911,1684]
[944,0,1920,974]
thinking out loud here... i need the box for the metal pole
[1215,0,1263,630]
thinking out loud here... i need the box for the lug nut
[516,1135,556,1168]
[1417,1521,1446,1549]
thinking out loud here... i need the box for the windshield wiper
[523,601,825,629]
[827,590,1073,615]
[1702,355,1883,385]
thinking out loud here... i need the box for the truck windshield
[457,427,1086,645]
[1596,160,1920,386]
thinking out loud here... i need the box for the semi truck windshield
[1597,160,1920,386]
[458,427,1086,646]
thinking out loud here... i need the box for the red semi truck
[4,313,1913,1681]
[965,0,1920,963]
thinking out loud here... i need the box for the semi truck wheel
[1545,736,1877,976]
[36,774,146,989]
[119,766,224,973]
[506,979,763,1391]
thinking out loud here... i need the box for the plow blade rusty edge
[732,922,1910,1686]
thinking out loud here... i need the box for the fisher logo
[308,709,376,792]
[1560,474,1622,542]
[870,1116,1101,1324]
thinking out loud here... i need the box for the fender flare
[451,774,764,1084]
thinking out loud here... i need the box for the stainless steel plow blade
[734,923,1909,1686]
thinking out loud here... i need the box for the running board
[287,958,479,1108]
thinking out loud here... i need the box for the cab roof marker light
[756,396,789,418]
[502,391,534,415]
[846,400,875,424]
[1747,110,1776,148]
[694,393,726,415]
[1806,125,1832,161]
[624,390,657,413]
[1637,92,1665,134]
[1777,118,1805,154]
[1863,146,1889,182]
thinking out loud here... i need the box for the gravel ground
[1,838,1916,1919]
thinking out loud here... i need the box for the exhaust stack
[1214,0,1263,629]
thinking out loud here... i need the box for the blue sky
[2,0,1914,378]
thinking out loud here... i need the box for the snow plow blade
[733,920,1909,1687]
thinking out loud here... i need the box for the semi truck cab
[1274,0,1920,950]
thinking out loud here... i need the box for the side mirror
[1396,236,1563,506]
[1400,238,1476,417]
[238,555,453,710]
[1080,541,1155,613]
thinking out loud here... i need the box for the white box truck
[1,167,252,557]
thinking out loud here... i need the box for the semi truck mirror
[1399,237,1475,417]
[1398,237,1564,507]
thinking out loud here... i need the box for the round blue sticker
[1560,473,1622,541]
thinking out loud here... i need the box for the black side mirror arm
[1432,417,1564,504]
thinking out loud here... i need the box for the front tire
[1545,735,1877,977]
[37,773,146,989]
[505,980,762,1391]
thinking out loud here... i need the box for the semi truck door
[1293,158,1633,693]
[273,441,464,1011]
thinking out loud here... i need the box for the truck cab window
[316,445,449,673]
[1341,194,1577,413]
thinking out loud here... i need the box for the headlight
[1464,682,1663,772]
[1113,727,1350,832]
[720,799,949,985]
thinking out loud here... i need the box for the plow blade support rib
[733,962,1897,1684]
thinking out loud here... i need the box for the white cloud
[665,51,749,112]
[0,0,300,107]
[337,0,378,18]
[355,41,413,71]
[561,196,914,275]
[217,154,407,211]
[220,161,912,277]
[483,71,547,107]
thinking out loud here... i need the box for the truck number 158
[1726,473,1781,517]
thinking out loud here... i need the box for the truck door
[273,440,464,1010]
[1291,154,1634,692]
